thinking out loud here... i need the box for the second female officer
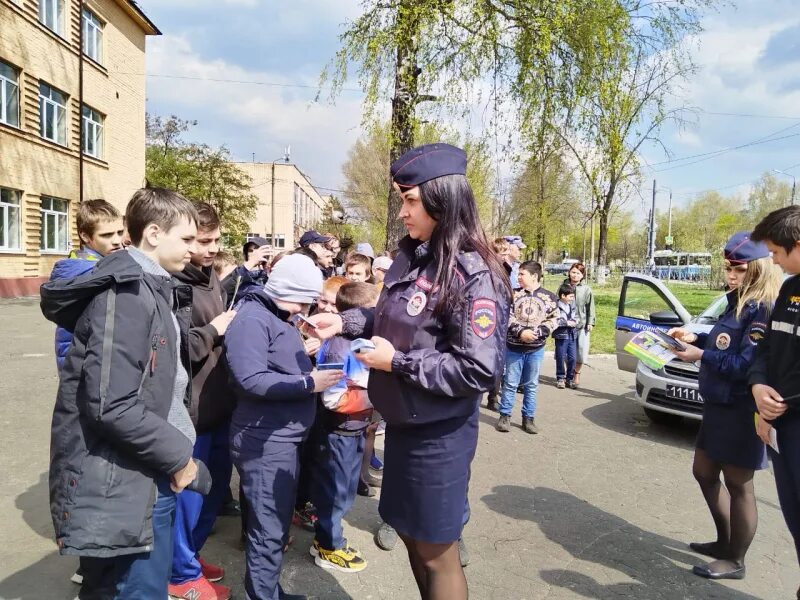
[669,231,782,580]
[308,143,512,599]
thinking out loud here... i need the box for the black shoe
[375,521,398,551]
[458,537,470,567]
[689,541,725,559]
[279,588,308,600]
[357,478,376,497]
[692,563,745,580]
[218,499,242,517]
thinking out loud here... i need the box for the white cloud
[145,35,367,190]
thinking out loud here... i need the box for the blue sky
[136,0,800,215]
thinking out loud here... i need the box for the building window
[39,0,64,36]
[39,82,67,145]
[82,9,103,63]
[0,61,19,128]
[40,196,69,252]
[82,105,103,158]
[0,188,21,251]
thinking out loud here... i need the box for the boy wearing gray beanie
[225,253,343,600]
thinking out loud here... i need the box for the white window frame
[82,105,103,159]
[39,0,64,36]
[0,188,22,251]
[40,196,69,252]
[82,8,104,64]
[39,82,67,145]
[0,61,20,128]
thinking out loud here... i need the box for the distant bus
[652,251,712,281]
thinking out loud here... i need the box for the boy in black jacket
[41,188,200,599]
[750,205,800,593]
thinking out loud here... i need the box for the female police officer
[669,232,782,580]
[308,143,511,599]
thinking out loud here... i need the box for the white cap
[354,242,375,259]
[373,256,393,271]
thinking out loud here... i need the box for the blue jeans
[311,430,365,550]
[171,422,233,584]
[499,346,545,418]
[554,335,577,382]
[79,479,176,599]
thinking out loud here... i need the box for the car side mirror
[649,310,683,327]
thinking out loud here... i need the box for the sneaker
[556,379,566,389]
[70,569,83,585]
[168,577,231,600]
[522,417,539,434]
[313,544,367,573]
[495,414,511,432]
[458,537,470,567]
[357,477,376,497]
[375,522,398,551]
[292,502,318,532]
[486,395,499,412]
[198,557,224,582]
[310,538,363,558]
[568,380,578,390]
[217,499,241,517]
[370,452,384,471]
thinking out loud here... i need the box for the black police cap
[390,143,467,188]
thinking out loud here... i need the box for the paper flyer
[623,330,681,371]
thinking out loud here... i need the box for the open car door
[615,273,692,372]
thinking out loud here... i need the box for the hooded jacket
[40,250,194,557]
[49,248,103,371]
[174,262,234,433]
[225,289,317,442]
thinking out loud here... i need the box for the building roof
[118,0,161,36]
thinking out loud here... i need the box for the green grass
[588,283,723,355]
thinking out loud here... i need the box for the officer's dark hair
[558,282,576,298]
[417,174,511,314]
[243,241,259,261]
[751,206,800,254]
[519,261,542,281]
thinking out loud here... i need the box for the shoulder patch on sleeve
[748,321,767,345]
[471,298,497,339]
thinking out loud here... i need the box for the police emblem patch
[715,332,731,350]
[471,298,497,339]
[406,291,427,316]
[748,322,767,345]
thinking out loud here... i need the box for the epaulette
[456,251,489,277]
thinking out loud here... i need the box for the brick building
[234,161,330,251]
[0,0,159,296]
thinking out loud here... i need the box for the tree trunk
[535,173,546,261]
[385,1,420,252]
[596,186,615,284]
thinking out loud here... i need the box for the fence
[598,264,726,289]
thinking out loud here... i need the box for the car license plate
[666,384,703,404]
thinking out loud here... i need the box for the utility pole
[648,179,657,268]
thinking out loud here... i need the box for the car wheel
[643,407,683,425]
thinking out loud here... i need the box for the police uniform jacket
[341,236,511,427]
[695,290,769,408]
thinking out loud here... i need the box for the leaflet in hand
[623,329,684,370]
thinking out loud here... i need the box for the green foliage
[145,114,258,247]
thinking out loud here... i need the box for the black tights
[692,448,758,568]
[399,534,467,600]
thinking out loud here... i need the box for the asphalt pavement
[0,296,796,599]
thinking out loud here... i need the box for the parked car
[545,259,580,276]
[614,273,728,424]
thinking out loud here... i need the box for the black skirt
[379,410,478,544]
[696,402,767,470]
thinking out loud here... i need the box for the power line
[699,109,800,120]
[120,72,365,94]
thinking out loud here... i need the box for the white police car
[614,274,728,424]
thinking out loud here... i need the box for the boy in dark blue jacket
[553,282,578,389]
[225,253,344,600]
[49,199,124,372]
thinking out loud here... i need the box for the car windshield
[692,294,728,325]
